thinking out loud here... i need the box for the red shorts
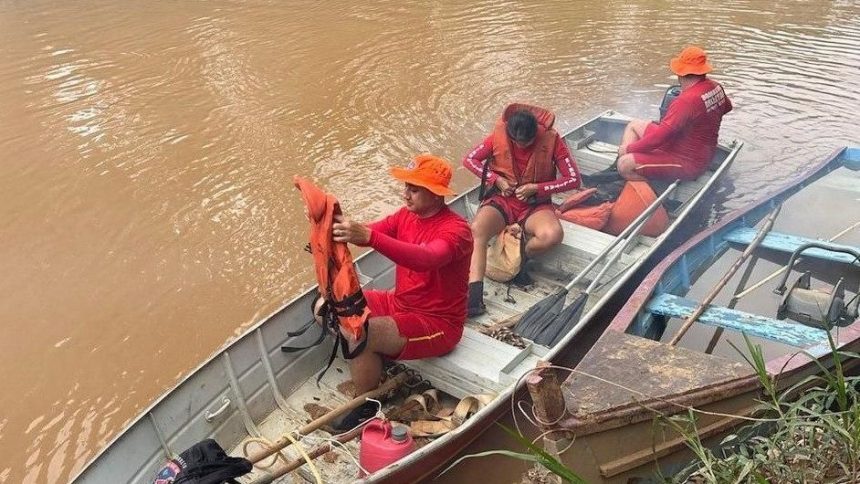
[631,124,698,181]
[364,290,463,360]
[482,194,554,225]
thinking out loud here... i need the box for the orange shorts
[631,124,698,181]
[364,290,463,360]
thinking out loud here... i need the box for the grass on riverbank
[663,333,860,483]
[440,333,860,483]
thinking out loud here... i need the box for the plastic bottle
[358,419,416,476]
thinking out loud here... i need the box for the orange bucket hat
[670,46,713,76]
[390,154,455,196]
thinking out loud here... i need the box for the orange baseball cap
[390,154,455,196]
[670,46,713,76]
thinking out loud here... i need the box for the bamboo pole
[247,372,407,464]
[668,205,782,346]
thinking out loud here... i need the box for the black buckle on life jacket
[330,290,368,317]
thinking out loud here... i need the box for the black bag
[154,439,252,484]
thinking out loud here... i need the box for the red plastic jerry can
[359,418,416,476]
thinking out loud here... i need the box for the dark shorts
[631,124,699,181]
[364,290,463,360]
[481,194,554,225]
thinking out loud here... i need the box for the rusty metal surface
[561,331,752,419]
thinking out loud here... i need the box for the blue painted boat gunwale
[646,293,828,348]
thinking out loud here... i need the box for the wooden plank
[647,293,828,348]
[565,129,596,150]
[562,331,751,417]
[725,228,860,265]
[571,148,614,175]
[599,403,756,477]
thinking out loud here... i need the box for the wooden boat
[541,147,860,483]
[72,111,742,484]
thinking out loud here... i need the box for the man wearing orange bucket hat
[617,46,733,181]
[325,154,472,430]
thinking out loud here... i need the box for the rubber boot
[467,281,486,317]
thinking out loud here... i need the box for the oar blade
[538,292,589,347]
[514,289,568,340]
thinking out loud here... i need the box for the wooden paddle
[515,180,681,342]
[247,372,408,464]
[248,426,363,484]
[668,205,782,346]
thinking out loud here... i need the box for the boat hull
[72,111,743,484]
[548,147,860,483]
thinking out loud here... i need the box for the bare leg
[343,316,406,394]
[314,299,407,394]
[620,119,652,146]
[618,154,647,181]
[523,209,564,257]
[468,205,507,283]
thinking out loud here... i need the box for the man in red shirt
[327,154,472,429]
[462,104,580,316]
[617,46,733,181]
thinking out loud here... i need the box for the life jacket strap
[316,319,369,385]
[280,294,329,353]
[278,294,372,384]
[331,290,368,317]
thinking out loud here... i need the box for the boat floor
[561,331,752,426]
[233,357,448,484]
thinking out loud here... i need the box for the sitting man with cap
[328,154,473,430]
[617,46,733,182]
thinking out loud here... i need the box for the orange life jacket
[491,103,558,202]
[604,181,670,237]
[293,176,370,340]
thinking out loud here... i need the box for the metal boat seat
[405,327,545,398]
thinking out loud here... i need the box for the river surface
[1,1,859,482]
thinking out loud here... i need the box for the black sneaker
[329,400,378,434]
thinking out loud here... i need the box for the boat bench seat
[646,293,829,348]
[725,228,860,265]
[405,327,543,398]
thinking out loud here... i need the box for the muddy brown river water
[1,1,859,482]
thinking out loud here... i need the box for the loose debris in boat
[302,403,332,422]
[481,325,528,348]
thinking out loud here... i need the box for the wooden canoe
[71,111,742,483]
[545,147,860,483]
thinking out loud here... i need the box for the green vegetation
[443,333,860,483]
[439,422,586,484]
[664,333,860,483]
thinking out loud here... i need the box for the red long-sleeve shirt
[462,133,581,196]
[365,206,473,323]
[627,78,732,172]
